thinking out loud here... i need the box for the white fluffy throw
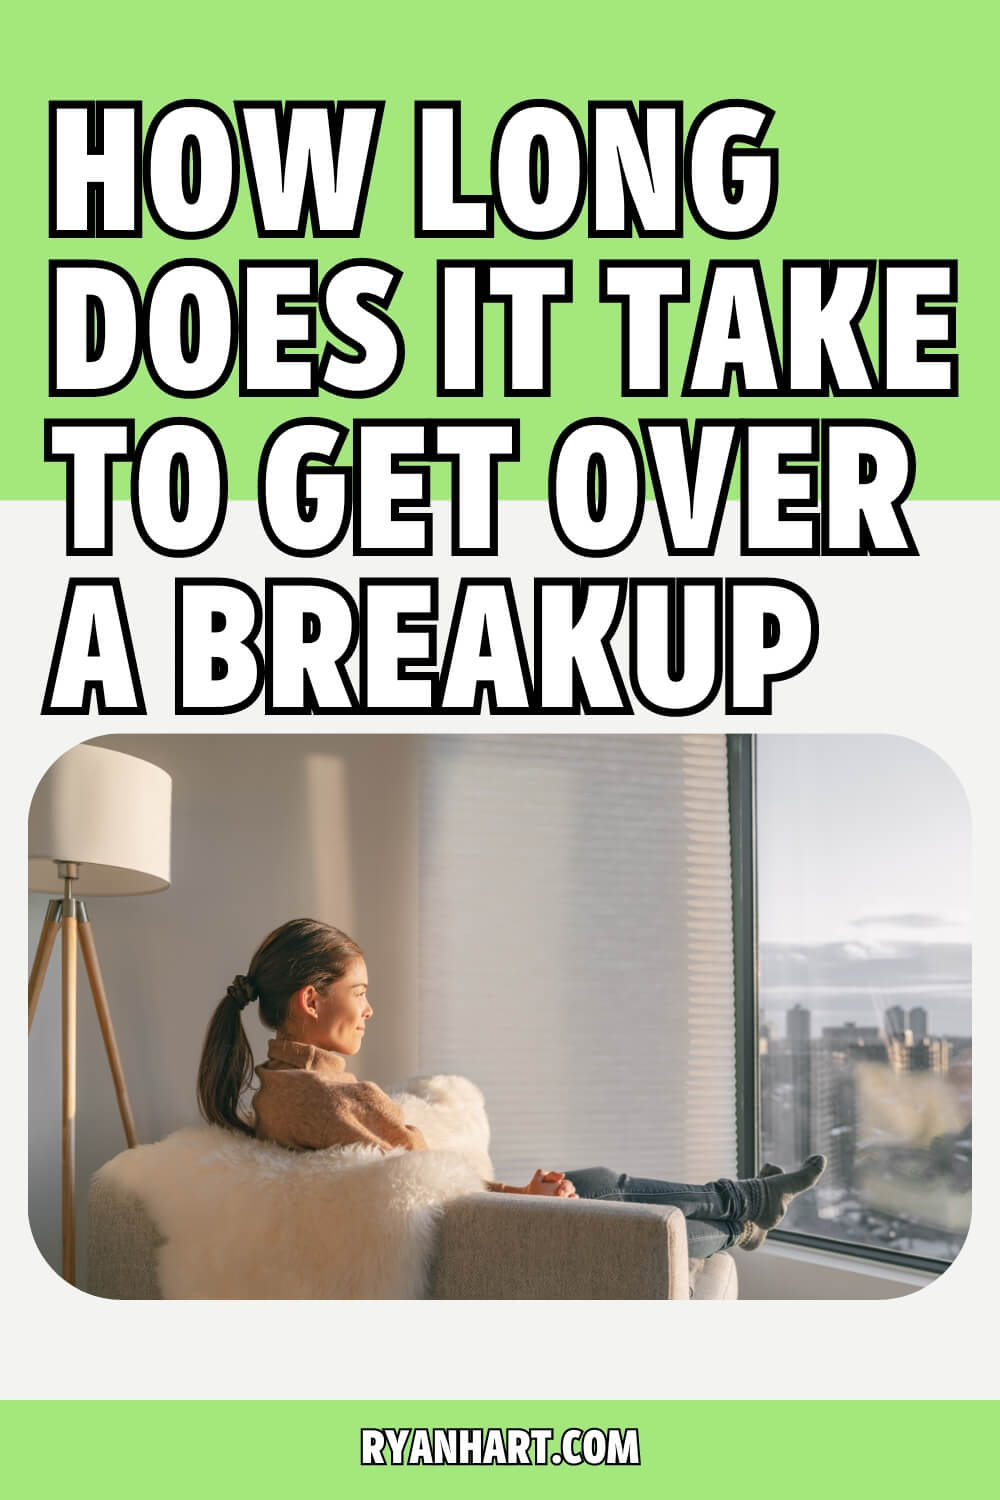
[95,1075,493,1299]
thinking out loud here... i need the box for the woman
[197,918,826,1258]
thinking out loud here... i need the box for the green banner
[4,0,991,499]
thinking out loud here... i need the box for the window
[751,735,971,1265]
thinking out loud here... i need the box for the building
[822,1023,881,1049]
[887,1035,951,1075]
[884,1005,906,1040]
[787,1004,811,1045]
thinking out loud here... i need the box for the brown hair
[196,918,363,1135]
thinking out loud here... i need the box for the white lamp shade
[29,744,172,896]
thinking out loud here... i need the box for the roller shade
[417,735,736,1185]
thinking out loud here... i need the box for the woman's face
[298,956,372,1055]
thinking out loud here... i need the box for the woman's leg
[563,1166,746,1255]
[564,1158,827,1247]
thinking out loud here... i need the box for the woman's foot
[733,1165,782,1248]
[751,1154,827,1230]
[736,1221,768,1251]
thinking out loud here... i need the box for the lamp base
[28,885,138,1286]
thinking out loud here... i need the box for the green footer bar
[1,1402,995,1497]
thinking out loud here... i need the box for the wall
[736,1239,937,1300]
[27,734,421,1282]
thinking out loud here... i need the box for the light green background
[2,1401,996,1495]
[4,0,992,499]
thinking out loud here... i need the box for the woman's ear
[290,984,321,1020]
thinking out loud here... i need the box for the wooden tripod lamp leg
[77,912,138,1149]
[28,902,62,1032]
[61,904,78,1287]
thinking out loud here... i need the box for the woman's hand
[524,1169,578,1198]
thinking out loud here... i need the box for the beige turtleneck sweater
[252,1037,428,1153]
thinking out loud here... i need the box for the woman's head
[196,918,366,1134]
[244,918,365,1032]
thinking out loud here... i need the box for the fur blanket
[96,1075,493,1299]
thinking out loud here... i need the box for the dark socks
[735,1164,781,1249]
[749,1155,827,1230]
[736,1222,768,1251]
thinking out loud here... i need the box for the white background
[2,496,996,1398]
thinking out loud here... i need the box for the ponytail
[196,975,258,1135]
[197,920,363,1136]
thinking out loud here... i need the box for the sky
[755,736,972,1034]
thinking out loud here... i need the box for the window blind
[417,734,737,1185]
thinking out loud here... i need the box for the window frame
[727,733,954,1276]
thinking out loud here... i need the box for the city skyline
[761,976,972,1040]
[755,737,971,1261]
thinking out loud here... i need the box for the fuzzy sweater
[252,1038,429,1153]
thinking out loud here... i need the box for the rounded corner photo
[27,732,970,1299]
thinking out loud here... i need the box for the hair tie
[227,974,256,1011]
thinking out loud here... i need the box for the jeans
[563,1165,758,1258]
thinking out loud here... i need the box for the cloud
[759,938,971,992]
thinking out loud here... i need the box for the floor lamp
[28,744,172,1285]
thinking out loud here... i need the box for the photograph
[27,732,971,1301]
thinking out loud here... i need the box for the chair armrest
[87,1172,165,1299]
[427,1191,691,1299]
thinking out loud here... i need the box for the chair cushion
[690,1252,738,1299]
